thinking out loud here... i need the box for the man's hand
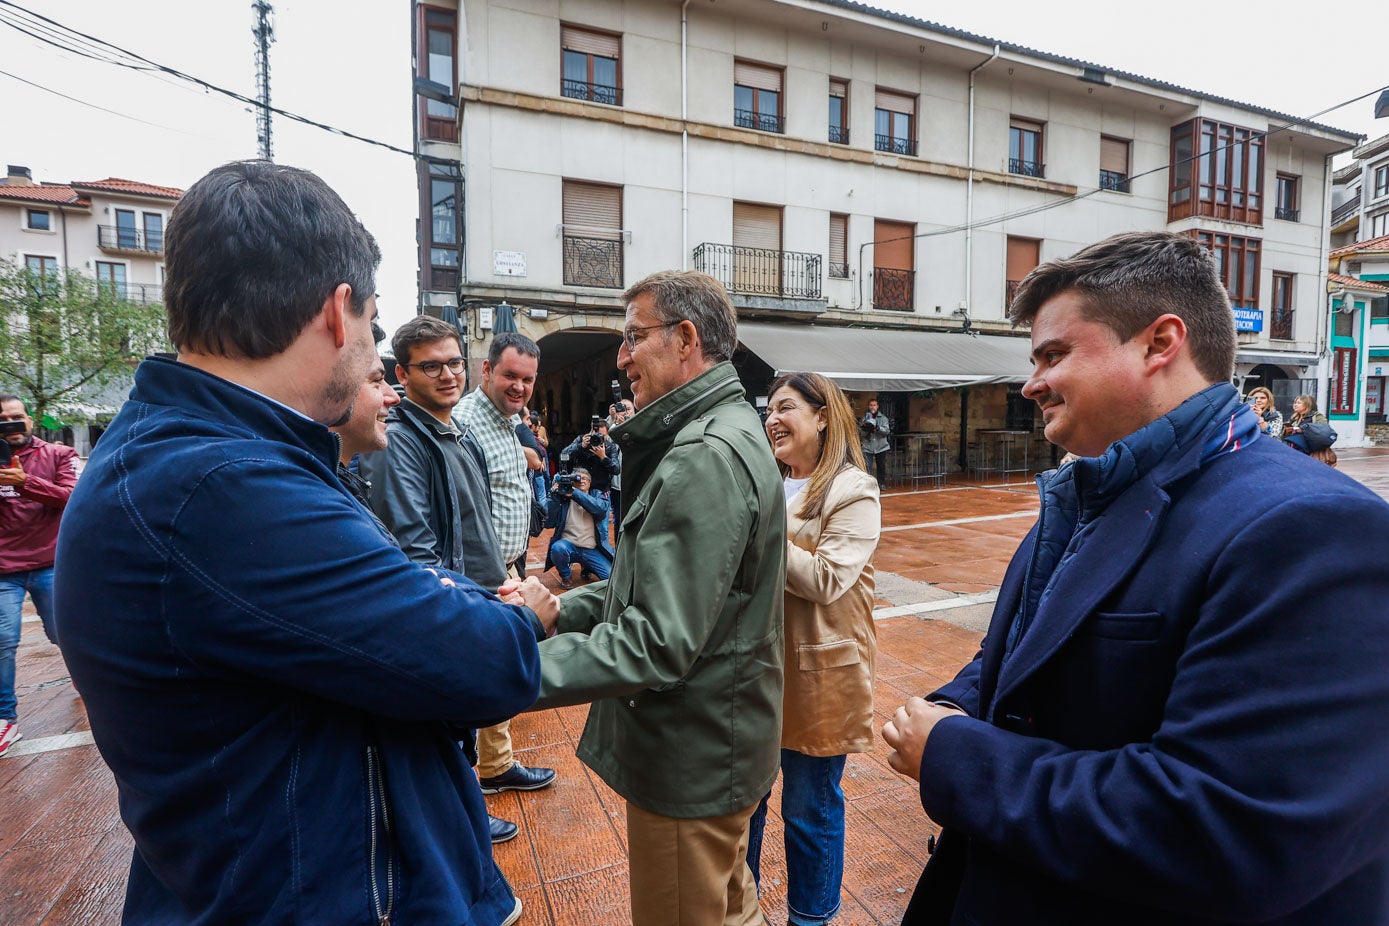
[500,577,561,637]
[591,441,606,459]
[0,457,25,488]
[881,697,968,782]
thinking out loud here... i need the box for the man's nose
[1021,370,1045,402]
[616,344,632,369]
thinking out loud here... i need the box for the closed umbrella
[493,300,518,334]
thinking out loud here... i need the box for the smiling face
[396,336,465,420]
[764,385,827,478]
[333,357,399,461]
[616,292,688,410]
[1022,290,1156,458]
[481,346,538,418]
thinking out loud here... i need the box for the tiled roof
[70,178,183,199]
[1329,273,1389,293]
[0,184,89,206]
[1329,234,1389,257]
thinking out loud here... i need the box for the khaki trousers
[626,800,764,926]
[478,562,526,779]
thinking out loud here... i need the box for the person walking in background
[749,372,881,926]
[1284,394,1328,454]
[1247,386,1283,439]
[859,398,891,490]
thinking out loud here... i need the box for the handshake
[499,576,562,637]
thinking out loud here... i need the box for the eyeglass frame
[621,321,683,352]
[400,357,466,378]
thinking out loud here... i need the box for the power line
[0,66,203,135]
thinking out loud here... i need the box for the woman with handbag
[748,371,882,926]
[1284,394,1330,454]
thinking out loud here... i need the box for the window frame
[418,159,463,292]
[1275,174,1300,222]
[1170,118,1264,224]
[1008,118,1045,178]
[733,60,784,134]
[1099,136,1130,192]
[873,88,916,156]
[1374,165,1389,200]
[24,208,52,232]
[417,5,459,142]
[561,179,625,290]
[560,23,622,106]
[828,213,848,278]
[1196,231,1261,314]
[828,78,849,145]
[1270,272,1294,339]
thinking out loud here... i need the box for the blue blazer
[906,435,1389,925]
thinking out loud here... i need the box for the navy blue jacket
[55,357,543,925]
[907,385,1389,925]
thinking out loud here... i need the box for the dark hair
[391,315,462,366]
[766,371,866,520]
[164,160,381,359]
[488,332,541,365]
[1008,231,1236,383]
[0,394,21,408]
[622,270,738,363]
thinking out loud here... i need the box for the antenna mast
[252,1,276,160]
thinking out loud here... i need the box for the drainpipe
[681,0,692,269]
[965,45,999,316]
[1315,151,1334,412]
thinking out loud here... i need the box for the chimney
[4,165,34,186]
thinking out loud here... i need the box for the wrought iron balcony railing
[1271,307,1294,340]
[693,243,822,299]
[828,125,849,144]
[875,134,916,156]
[562,235,624,289]
[102,282,163,305]
[561,79,622,106]
[98,225,163,254]
[1099,170,1129,192]
[1331,191,1360,226]
[1009,158,1045,179]
[1275,206,1300,222]
[873,267,914,311]
[734,109,783,133]
[1006,279,1023,311]
[828,262,849,280]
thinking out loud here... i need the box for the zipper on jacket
[365,744,396,925]
[659,376,738,427]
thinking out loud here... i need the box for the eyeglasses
[621,321,681,352]
[402,358,465,378]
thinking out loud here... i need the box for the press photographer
[544,466,613,589]
[559,415,620,496]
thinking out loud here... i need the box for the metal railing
[828,262,849,279]
[828,125,849,144]
[875,134,916,156]
[561,79,622,106]
[1009,158,1045,179]
[1271,307,1294,340]
[562,235,624,289]
[1275,206,1300,222]
[1006,279,1022,311]
[872,267,914,311]
[1099,170,1129,192]
[98,225,163,254]
[693,242,821,299]
[1331,192,1360,226]
[100,282,163,305]
[734,109,783,133]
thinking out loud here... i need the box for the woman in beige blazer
[747,371,882,926]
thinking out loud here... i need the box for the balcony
[562,236,624,289]
[734,109,783,133]
[1275,206,1300,222]
[1099,170,1129,193]
[561,79,622,106]
[1009,158,1045,179]
[828,262,849,279]
[102,282,163,305]
[872,267,914,311]
[693,243,821,299]
[98,225,162,255]
[1005,279,1022,312]
[828,125,849,145]
[1331,192,1360,227]
[875,134,916,157]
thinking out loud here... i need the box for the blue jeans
[747,749,848,925]
[0,567,56,720]
[548,540,612,580]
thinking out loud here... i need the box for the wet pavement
[3,448,1386,924]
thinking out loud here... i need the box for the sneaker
[488,814,519,844]
[479,762,557,794]
[0,719,20,758]
[552,566,573,590]
[500,895,524,926]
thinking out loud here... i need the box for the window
[115,209,138,249]
[25,255,60,299]
[828,213,848,278]
[1275,175,1300,222]
[1009,118,1044,178]
[1271,272,1294,339]
[417,6,458,142]
[1006,237,1040,310]
[1099,136,1130,192]
[872,219,914,311]
[419,160,461,292]
[1375,165,1389,199]
[1372,211,1389,239]
[96,261,128,299]
[561,25,621,105]
[25,208,51,231]
[1371,295,1389,322]
[562,180,623,289]
[1170,119,1264,224]
[143,213,164,252]
[731,201,783,293]
[734,61,783,133]
[1197,231,1261,313]
[1334,307,1353,338]
[828,79,848,144]
[874,89,915,156]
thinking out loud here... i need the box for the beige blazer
[780,465,881,756]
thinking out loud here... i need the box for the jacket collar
[129,356,339,467]
[395,397,461,437]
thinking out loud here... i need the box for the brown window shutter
[875,88,915,115]
[1006,237,1040,280]
[829,214,847,266]
[734,61,782,92]
[1100,137,1129,174]
[829,79,847,99]
[562,25,620,58]
[873,220,914,270]
[732,202,782,250]
[563,181,622,239]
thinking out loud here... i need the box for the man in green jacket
[534,270,785,925]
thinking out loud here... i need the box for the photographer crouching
[545,467,613,589]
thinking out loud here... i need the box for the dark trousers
[869,451,888,488]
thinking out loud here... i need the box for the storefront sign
[1331,347,1357,415]
[1232,308,1263,333]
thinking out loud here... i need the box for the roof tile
[1329,234,1389,258]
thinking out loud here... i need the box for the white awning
[737,321,1033,393]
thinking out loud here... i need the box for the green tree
[0,260,167,423]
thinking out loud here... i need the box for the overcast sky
[3,0,1383,339]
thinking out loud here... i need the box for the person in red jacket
[0,394,78,755]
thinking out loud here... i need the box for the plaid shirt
[456,387,531,562]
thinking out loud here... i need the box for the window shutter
[561,25,619,58]
[734,61,782,92]
[873,220,914,270]
[829,214,847,265]
[875,88,914,115]
[732,202,782,250]
[1006,237,1040,280]
[1100,137,1129,174]
[829,79,847,99]
[563,181,622,239]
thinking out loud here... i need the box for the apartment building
[410,0,1359,471]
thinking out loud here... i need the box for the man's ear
[1143,313,1187,373]
[395,363,408,384]
[675,319,700,361]
[322,283,354,349]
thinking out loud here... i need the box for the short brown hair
[623,271,738,363]
[391,315,462,365]
[1008,231,1236,383]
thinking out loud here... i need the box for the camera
[581,415,603,448]
[554,473,577,496]
[0,419,26,467]
[611,379,627,415]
